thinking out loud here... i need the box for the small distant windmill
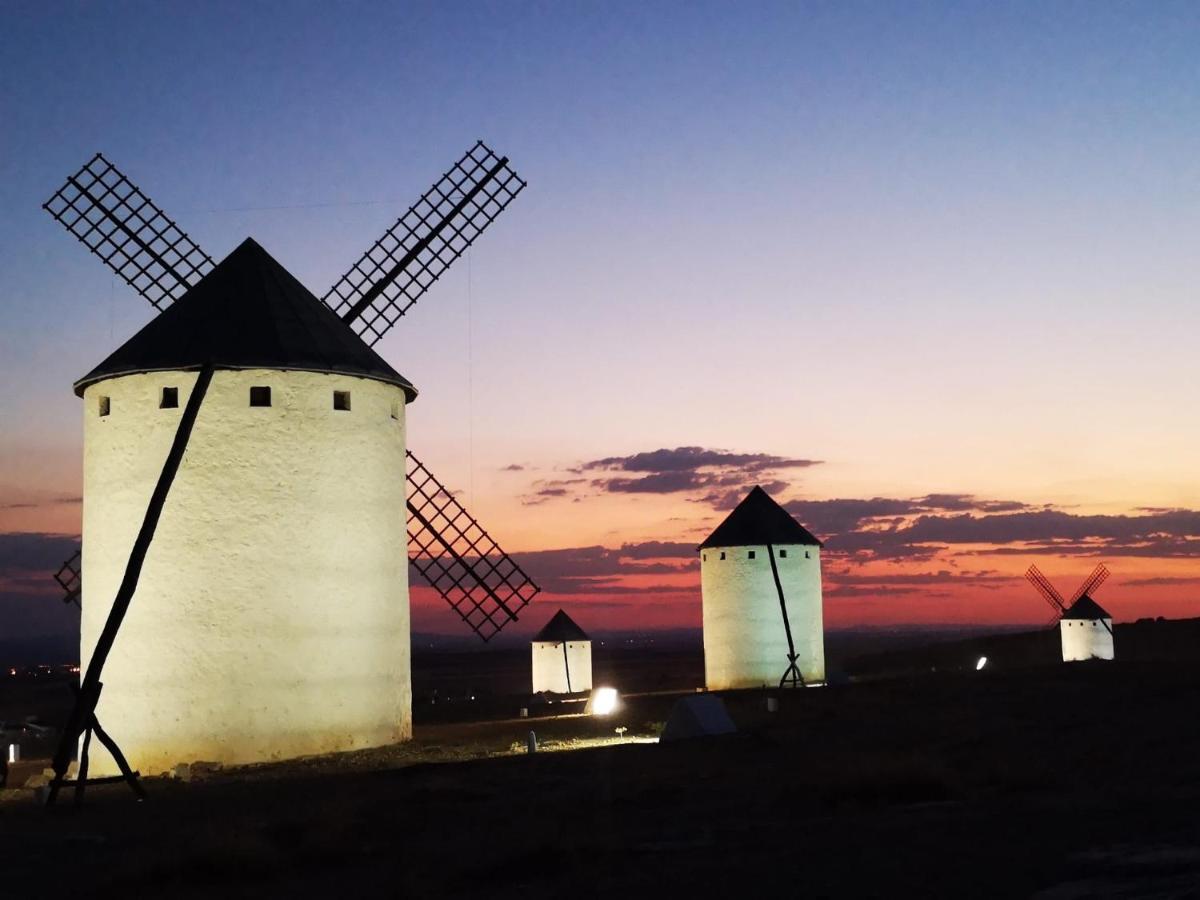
[40,144,541,803]
[1025,563,1115,662]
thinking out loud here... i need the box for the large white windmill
[41,145,540,803]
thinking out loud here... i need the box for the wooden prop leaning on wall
[46,363,216,807]
[766,542,805,689]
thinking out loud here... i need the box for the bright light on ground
[591,687,619,716]
[976,656,988,671]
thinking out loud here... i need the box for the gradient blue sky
[3,1,1199,640]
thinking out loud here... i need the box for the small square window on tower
[98,396,111,417]
[160,387,179,409]
[779,549,788,558]
[719,552,726,561]
[249,386,272,407]
[333,390,351,411]
[805,550,811,559]
[748,550,756,560]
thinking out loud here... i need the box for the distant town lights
[976,656,988,671]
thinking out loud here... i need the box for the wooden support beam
[47,363,215,807]
[73,725,93,806]
[767,543,805,689]
[561,641,573,693]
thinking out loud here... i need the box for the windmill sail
[1028,562,1114,630]
[43,154,213,310]
[1025,564,1067,616]
[322,141,527,346]
[1069,563,1110,605]
[54,549,82,608]
[406,451,540,641]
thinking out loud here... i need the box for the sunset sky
[3,1,1199,646]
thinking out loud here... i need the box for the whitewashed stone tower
[77,239,417,776]
[1059,595,1114,662]
[531,609,592,694]
[700,486,825,689]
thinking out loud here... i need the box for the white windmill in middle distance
[699,486,825,690]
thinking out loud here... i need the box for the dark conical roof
[1062,594,1112,620]
[532,609,589,642]
[699,485,822,550]
[74,238,417,399]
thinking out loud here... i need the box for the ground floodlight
[976,656,988,671]
[588,687,620,716]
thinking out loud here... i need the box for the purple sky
[3,1,1200,644]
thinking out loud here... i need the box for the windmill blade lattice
[1069,563,1110,604]
[322,141,527,346]
[406,451,540,641]
[1025,564,1067,615]
[43,154,214,310]
[54,549,82,608]
[42,149,539,644]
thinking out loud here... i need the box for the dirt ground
[3,660,1200,898]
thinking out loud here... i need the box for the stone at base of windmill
[171,760,224,783]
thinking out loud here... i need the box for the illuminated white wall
[1060,617,1114,662]
[531,641,592,694]
[701,544,824,689]
[80,368,411,776]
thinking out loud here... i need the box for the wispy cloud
[804,504,1200,565]
[1121,575,1200,587]
[583,447,822,475]
[521,477,588,505]
[510,541,697,594]
[783,495,1035,534]
[520,446,822,505]
[506,445,1200,615]
[0,496,82,511]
